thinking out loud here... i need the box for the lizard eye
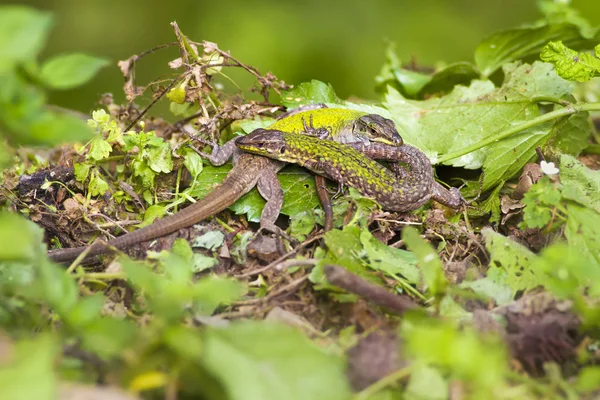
[279,145,286,154]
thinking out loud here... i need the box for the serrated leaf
[560,154,600,213]
[88,135,112,161]
[40,53,109,90]
[459,270,513,306]
[73,163,90,183]
[88,173,109,197]
[146,141,173,173]
[547,112,591,156]
[521,176,562,229]
[534,242,600,299]
[402,316,508,394]
[475,22,599,77]
[203,321,351,400]
[540,40,600,82]
[385,61,573,190]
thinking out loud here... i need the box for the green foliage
[541,41,600,82]
[0,5,107,153]
[402,227,447,299]
[384,61,575,190]
[521,176,563,229]
[202,321,351,400]
[40,53,109,90]
[4,2,600,398]
[402,315,509,396]
[0,335,58,400]
[481,228,538,296]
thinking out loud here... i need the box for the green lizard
[47,107,404,263]
[236,129,466,211]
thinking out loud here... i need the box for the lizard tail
[47,155,264,264]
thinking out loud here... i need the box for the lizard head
[354,114,403,146]
[236,129,288,158]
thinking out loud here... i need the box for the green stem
[436,102,600,164]
[354,365,412,400]
[583,143,600,155]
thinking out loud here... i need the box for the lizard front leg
[191,138,239,166]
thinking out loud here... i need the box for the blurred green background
[10,0,600,114]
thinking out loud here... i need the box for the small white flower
[540,160,559,175]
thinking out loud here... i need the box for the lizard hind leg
[431,183,467,209]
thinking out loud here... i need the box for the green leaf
[547,112,591,156]
[459,270,513,306]
[521,176,562,229]
[80,318,136,359]
[0,334,57,400]
[193,230,225,251]
[482,228,538,295]
[312,225,384,290]
[190,253,219,272]
[64,293,105,329]
[73,162,90,183]
[138,205,167,228]
[0,6,53,72]
[475,23,599,77]
[0,212,44,262]
[560,154,600,213]
[88,135,112,161]
[164,325,204,359]
[575,366,600,393]
[470,181,503,224]
[405,364,448,400]
[565,204,600,267]
[35,259,79,315]
[167,80,187,104]
[289,210,317,241]
[402,316,508,394]
[191,276,245,316]
[534,242,600,299]
[419,62,479,97]
[146,141,173,173]
[183,147,203,178]
[540,40,600,82]
[191,164,321,224]
[39,53,109,90]
[88,173,109,197]
[202,321,351,400]
[384,62,572,190]
[281,80,340,109]
[402,227,447,296]
[361,228,419,284]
